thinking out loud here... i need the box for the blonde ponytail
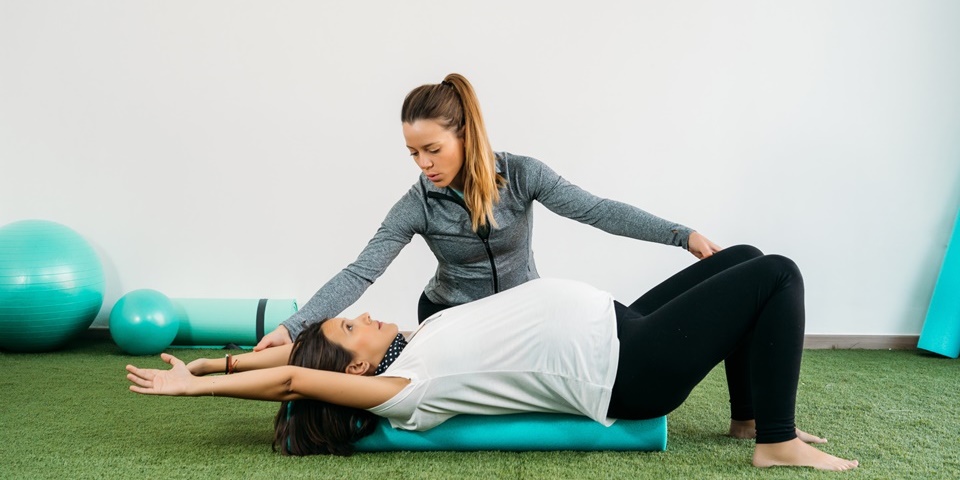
[401,73,505,231]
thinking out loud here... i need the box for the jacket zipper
[427,191,500,293]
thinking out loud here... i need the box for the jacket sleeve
[520,156,694,249]
[281,186,426,340]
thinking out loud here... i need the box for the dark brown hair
[272,320,379,456]
[401,73,506,232]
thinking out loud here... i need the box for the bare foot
[728,420,827,444]
[753,438,858,471]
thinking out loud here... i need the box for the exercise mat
[918,207,960,358]
[355,413,667,452]
[171,298,298,348]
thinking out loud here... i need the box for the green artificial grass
[1,338,958,479]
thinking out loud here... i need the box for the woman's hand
[126,353,195,396]
[254,325,292,352]
[688,232,722,259]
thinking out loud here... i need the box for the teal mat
[918,206,960,358]
[355,413,667,452]
[170,298,298,348]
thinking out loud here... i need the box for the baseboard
[803,334,919,350]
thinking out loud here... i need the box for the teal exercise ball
[0,220,105,352]
[110,289,180,355]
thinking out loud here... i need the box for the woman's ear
[345,360,371,376]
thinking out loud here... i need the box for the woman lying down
[126,246,858,471]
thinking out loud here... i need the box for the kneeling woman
[125,246,858,471]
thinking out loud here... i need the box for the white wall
[1,1,958,335]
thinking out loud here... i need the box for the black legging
[608,245,804,444]
[625,244,763,422]
[418,292,453,324]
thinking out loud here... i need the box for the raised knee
[726,244,764,259]
[763,254,803,283]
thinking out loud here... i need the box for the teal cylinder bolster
[170,298,298,347]
[355,413,667,452]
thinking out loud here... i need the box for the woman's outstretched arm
[127,353,409,409]
[186,344,295,376]
[521,155,721,257]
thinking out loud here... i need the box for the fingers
[254,330,279,351]
[125,361,168,394]
[129,385,152,394]
[125,367,159,395]
[126,364,155,380]
[688,232,723,260]
[126,372,153,389]
[255,326,291,351]
[125,365,157,386]
[699,243,722,259]
[126,357,190,396]
[693,244,717,259]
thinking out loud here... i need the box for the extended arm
[186,344,294,376]
[128,353,409,409]
[519,155,720,258]
[255,187,425,350]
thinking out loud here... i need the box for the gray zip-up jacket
[282,152,693,339]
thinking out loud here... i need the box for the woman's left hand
[688,232,722,259]
[126,353,195,396]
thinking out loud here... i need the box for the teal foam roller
[918,206,960,358]
[170,298,298,347]
[355,413,667,452]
